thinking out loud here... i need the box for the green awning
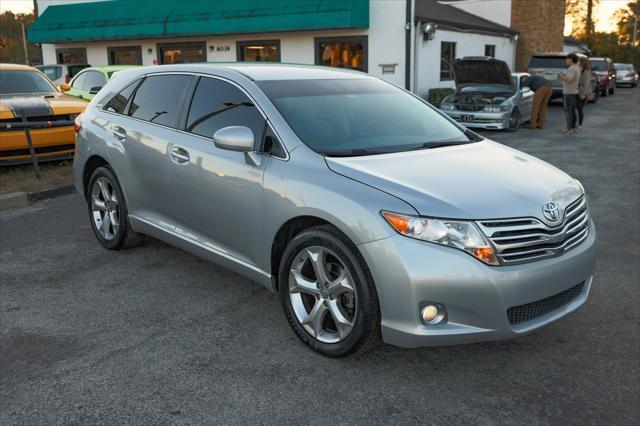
[29,0,369,43]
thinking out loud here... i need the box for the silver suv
[73,64,597,357]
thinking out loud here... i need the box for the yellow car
[1,63,87,165]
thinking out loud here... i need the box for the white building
[30,0,517,98]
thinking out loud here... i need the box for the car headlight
[381,211,498,265]
[440,104,455,111]
[482,105,506,113]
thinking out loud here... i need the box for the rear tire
[87,166,144,250]
[278,225,381,357]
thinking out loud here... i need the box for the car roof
[589,57,609,61]
[117,63,370,81]
[0,63,38,71]
[81,65,139,74]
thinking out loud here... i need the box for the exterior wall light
[422,22,437,40]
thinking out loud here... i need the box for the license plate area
[460,114,474,123]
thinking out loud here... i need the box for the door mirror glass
[89,86,103,94]
[213,126,254,152]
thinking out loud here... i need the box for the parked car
[0,63,87,165]
[589,57,616,96]
[61,65,139,101]
[439,56,532,131]
[74,64,596,357]
[526,52,599,102]
[614,63,638,87]
[35,63,89,86]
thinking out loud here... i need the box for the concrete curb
[0,184,76,210]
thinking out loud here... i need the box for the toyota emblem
[542,202,561,223]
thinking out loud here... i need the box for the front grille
[456,104,484,112]
[477,196,589,264]
[0,114,74,124]
[507,282,585,325]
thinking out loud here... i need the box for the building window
[315,36,367,72]
[157,42,206,64]
[108,46,142,65]
[56,48,87,65]
[485,44,496,58]
[440,42,456,81]
[236,40,281,62]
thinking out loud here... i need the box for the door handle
[112,126,126,140]
[170,145,190,164]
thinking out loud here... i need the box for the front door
[168,76,269,268]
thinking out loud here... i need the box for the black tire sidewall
[508,108,521,132]
[87,166,129,250]
[278,227,378,357]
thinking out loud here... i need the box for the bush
[427,88,455,107]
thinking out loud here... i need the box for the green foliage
[591,32,640,69]
[615,0,639,46]
[0,11,42,65]
[427,88,455,107]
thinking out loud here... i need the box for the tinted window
[37,66,62,81]
[129,75,192,127]
[104,80,139,114]
[84,71,107,90]
[0,70,57,95]
[258,79,474,156]
[589,60,608,71]
[528,56,566,69]
[71,72,87,90]
[186,77,264,141]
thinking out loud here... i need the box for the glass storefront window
[158,42,206,64]
[108,46,142,65]
[315,37,367,72]
[237,40,281,62]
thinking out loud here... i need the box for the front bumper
[0,126,75,165]
[358,223,597,348]
[442,110,511,130]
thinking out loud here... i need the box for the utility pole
[634,16,638,46]
[21,22,29,65]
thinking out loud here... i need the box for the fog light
[421,304,445,324]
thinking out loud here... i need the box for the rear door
[102,73,194,229]
[168,76,269,268]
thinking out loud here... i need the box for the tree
[0,11,42,65]
[615,0,640,46]
[565,0,600,45]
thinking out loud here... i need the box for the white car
[35,64,89,86]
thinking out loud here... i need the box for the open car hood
[453,58,514,91]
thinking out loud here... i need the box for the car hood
[453,58,514,91]
[0,92,87,120]
[325,141,583,222]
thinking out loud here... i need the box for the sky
[0,0,633,33]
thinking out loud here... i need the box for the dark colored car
[589,57,616,97]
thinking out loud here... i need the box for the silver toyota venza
[73,64,596,357]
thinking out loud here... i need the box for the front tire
[278,225,381,357]
[87,166,143,250]
[507,107,521,132]
[609,84,615,95]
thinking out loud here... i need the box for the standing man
[525,75,553,129]
[559,53,581,134]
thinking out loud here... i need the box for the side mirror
[60,83,71,92]
[213,126,254,152]
[89,86,103,95]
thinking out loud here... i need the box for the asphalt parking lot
[1,87,639,425]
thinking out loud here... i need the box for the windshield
[0,70,58,95]
[36,66,61,81]
[258,78,476,156]
[589,60,607,71]
[615,64,633,71]
[528,56,566,69]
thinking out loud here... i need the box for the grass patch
[0,160,73,195]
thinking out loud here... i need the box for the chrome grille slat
[477,195,590,265]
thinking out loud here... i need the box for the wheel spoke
[327,271,354,296]
[97,178,111,202]
[92,196,106,211]
[289,270,319,295]
[328,299,354,340]
[101,210,111,235]
[109,210,119,228]
[305,247,329,285]
[301,300,328,338]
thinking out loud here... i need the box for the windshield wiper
[415,140,470,150]
[320,148,374,157]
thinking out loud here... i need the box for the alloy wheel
[91,177,120,241]
[288,246,358,343]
